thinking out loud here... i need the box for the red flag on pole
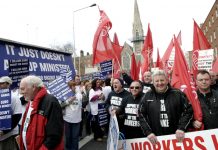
[92,10,114,65]
[162,31,182,73]
[141,23,153,74]
[171,35,203,124]
[131,53,139,80]
[156,48,163,69]
[112,33,123,78]
[192,20,211,79]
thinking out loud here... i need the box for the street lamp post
[73,3,97,76]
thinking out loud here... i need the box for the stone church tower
[121,0,144,72]
[132,0,144,62]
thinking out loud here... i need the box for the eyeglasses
[130,86,140,90]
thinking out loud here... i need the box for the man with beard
[106,78,131,133]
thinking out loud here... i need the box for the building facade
[201,0,218,57]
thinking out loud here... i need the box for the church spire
[132,0,144,62]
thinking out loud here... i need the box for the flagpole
[73,3,97,75]
[112,59,114,79]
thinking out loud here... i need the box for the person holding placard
[0,76,22,150]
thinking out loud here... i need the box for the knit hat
[0,76,12,85]
[116,78,124,87]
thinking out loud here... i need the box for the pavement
[79,134,107,150]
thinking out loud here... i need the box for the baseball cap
[0,76,13,85]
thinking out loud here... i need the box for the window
[210,35,213,42]
[214,31,216,39]
[212,16,214,23]
[209,21,211,27]
[206,26,208,32]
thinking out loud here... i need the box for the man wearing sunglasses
[138,70,193,145]
[112,80,144,139]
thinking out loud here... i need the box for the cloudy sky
[0,0,215,58]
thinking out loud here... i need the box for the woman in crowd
[89,78,105,141]
[60,80,82,150]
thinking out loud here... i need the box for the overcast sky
[0,0,215,58]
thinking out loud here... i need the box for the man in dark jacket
[112,80,145,139]
[106,78,131,133]
[19,75,64,150]
[138,70,193,145]
[193,70,218,130]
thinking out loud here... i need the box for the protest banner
[118,129,218,150]
[47,77,73,101]
[0,89,11,130]
[98,101,108,126]
[0,38,75,86]
[100,60,112,77]
[198,49,214,71]
[107,115,119,150]
[8,59,29,89]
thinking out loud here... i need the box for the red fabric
[113,32,120,46]
[113,59,121,78]
[212,57,218,72]
[155,48,163,69]
[192,20,211,79]
[141,24,153,74]
[112,33,123,78]
[92,10,114,65]
[177,30,182,46]
[162,32,182,73]
[171,35,203,124]
[130,53,139,80]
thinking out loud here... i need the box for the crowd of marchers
[0,69,218,150]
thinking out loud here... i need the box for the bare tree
[49,42,74,53]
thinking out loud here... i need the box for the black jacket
[105,89,131,111]
[117,92,145,139]
[197,89,218,129]
[138,86,193,136]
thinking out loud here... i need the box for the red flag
[112,33,123,64]
[92,10,114,65]
[141,23,153,74]
[177,30,182,46]
[156,48,163,69]
[162,31,182,72]
[113,32,120,46]
[212,57,218,72]
[112,33,123,78]
[130,53,139,80]
[192,20,211,78]
[171,35,203,124]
